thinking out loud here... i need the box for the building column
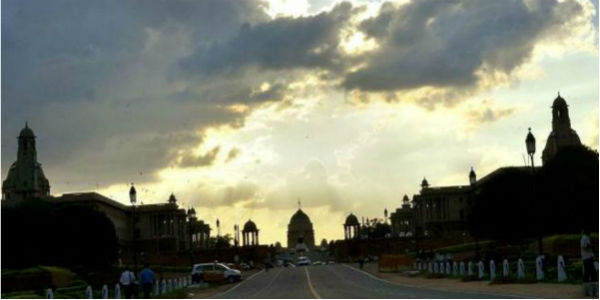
[255,232,259,245]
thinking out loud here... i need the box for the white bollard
[45,288,54,299]
[154,281,160,296]
[536,255,544,281]
[517,258,525,279]
[478,261,485,279]
[489,260,496,281]
[168,279,173,291]
[101,284,109,299]
[452,261,458,276]
[468,261,474,276]
[503,259,509,280]
[557,255,567,282]
[114,284,121,299]
[434,262,439,273]
[460,261,465,276]
[85,286,93,299]
[446,262,451,275]
[161,279,167,294]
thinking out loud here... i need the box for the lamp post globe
[469,167,476,185]
[129,183,137,205]
[526,128,536,156]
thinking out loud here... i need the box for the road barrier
[43,275,194,299]
[416,254,598,289]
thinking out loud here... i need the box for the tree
[2,198,119,270]
[539,145,599,233]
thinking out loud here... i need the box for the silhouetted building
[287,208,315,250]
[242,219,259,246]
[1,125,211,257]
[2,123,50,201]
[51,192,211,253]
[542,93,582,164]
[389,195,413,237]
[343,213,360,240]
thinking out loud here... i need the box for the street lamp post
[216,218,221,261]
[188,208,196,267]
[469,167,480,260]
[129,183,138,273]
[526,128,543,255]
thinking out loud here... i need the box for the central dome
[290,209,311,226]
[287,209,315,249]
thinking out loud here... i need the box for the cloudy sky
[2,0,598,245]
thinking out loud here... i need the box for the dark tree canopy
[539,145,599,233]
[2,199,119,269]
[468,145,599,240]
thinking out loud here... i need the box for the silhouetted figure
[359,257,364,269]
[581,230,597,283]
[119,266,135,299]
[140,264,156,298]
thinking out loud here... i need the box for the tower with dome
[541,93,582,164]
[2,123,50,201]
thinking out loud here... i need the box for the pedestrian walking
[359,256,364,269]
[140,264,156,299]
[581,229,598,296]
[119,266,135,299]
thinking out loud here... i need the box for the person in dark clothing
[359,256,364,269]
[140,264,156,298]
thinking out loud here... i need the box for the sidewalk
[358,263,592,299]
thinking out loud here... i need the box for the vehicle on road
[192,262,242,283]
[297,256,311,266]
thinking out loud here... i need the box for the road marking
[304,267,322,299]
[214,269,264,298]
[341,264,532,299]
[251,267,284,298]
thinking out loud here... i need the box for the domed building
[542,93,582,164]
[2,123,50,201]
[343,213,360,240]
[287,208,315,250]
[242,219,259,246]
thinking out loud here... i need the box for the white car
[192,262,241,283]
[297,256,311,266]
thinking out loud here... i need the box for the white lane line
[214,269,265,298]
[341,264,534,299]
[304,267,322,299]
[251,267,284,298]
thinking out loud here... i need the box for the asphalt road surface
[214,264,516,298]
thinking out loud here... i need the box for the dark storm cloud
[178,2,357,77]
[1,0,268,189]
[343,0,585,91]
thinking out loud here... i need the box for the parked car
[192,262,242,283]
[297,256,311,266]
[239,262,251,270]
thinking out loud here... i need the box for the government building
[2,125,212,259]
[388,93,583,240]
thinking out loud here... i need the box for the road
[213,264,516,298]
